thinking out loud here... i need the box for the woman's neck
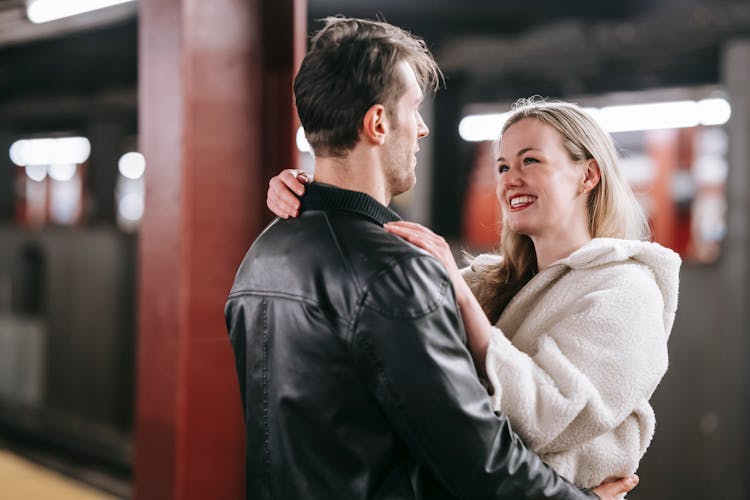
[531,229,592,271]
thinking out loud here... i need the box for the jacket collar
[300,182,402,226]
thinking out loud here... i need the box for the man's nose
[417,113,429,139]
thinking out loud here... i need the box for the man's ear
[362,104,388,145]
[582,159,601,193]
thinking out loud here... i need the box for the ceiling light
[27,0,135,24]
[597,101,700,133]
[458,113,510,143]
[9,137,91,166]
[698,98,731,126]
[459,98,732,141]
[118,152,146,179]
[459,108,597,142]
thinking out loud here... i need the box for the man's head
[294,17,441,160]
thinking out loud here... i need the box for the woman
[267,98,680,489]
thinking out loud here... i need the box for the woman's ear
[362,104,388,145]
[582,159,601,193]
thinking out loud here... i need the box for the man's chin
[391,175,417,199]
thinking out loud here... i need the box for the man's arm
[348,253,595,500]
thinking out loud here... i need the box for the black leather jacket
[226,183,596,500]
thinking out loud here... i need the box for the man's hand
[591,475,639,499]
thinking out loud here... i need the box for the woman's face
[496,117,592,240]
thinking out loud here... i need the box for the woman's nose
[501,166,522,189]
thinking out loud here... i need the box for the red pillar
[261,0,307,224]
[646,129,678,250]
[134,1,305,499]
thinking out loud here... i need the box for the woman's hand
[267,169,312,219]
[383,221,465,297]
[384,220,492,376]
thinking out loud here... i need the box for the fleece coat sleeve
[485,263,669,456]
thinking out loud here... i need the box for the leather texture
[225,182,596,500]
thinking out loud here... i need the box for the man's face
[383,61,429,198]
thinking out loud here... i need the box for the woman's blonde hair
[467,97,650,323]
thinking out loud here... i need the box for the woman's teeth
[510,196,536,208]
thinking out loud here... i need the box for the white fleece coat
[462,238,680,488]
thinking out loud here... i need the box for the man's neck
[313,149,390,206]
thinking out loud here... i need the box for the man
[226,17,637,499]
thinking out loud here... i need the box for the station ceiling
[0,0,749,126]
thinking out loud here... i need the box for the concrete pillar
[719,37,750,500]
[634,38,750,500]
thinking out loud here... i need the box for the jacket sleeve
[485,264,669,454]
[349,254,595,500]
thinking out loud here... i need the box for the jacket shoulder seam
[227,289,319,307]
[358,253,451,320]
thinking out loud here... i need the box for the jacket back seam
[348,295,456,497]
[261,298,272,499]
[322,211,364,294]
[343,253,462,493]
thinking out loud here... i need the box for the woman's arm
[383,220,670,456]
[267,169,311,218]
[383,221,494,377]
[485,267,669,453]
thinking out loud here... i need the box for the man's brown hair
[294,17,442,157]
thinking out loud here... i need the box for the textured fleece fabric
[463,238,680,488]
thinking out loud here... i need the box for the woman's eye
[498,164,509,174]
[522,157,539,165]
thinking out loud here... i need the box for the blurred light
[9,141,24,166]
[459,99,732,141]
[598,101,699,133]
[671,170,695,203]
[27,0,135,24]
[296,127,312,153]
[618,155,654,185]
[118,152,146,179]
[49,173,82,225]
[459,113,509,142]
[118,193,144,221]
[9,137,90,166]
[693,156,728,186]
[25,165,47,182]
[698,98,731,126]
[698,128,729,156]
[48,163,77,182]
